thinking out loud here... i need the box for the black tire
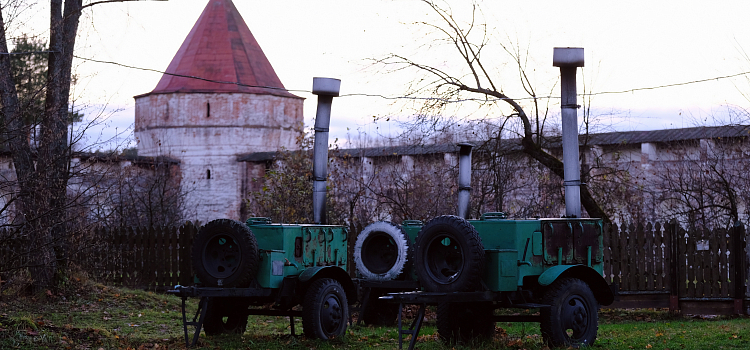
[360,290,399,326]
[354,221,409,281]
[436,302,494,344]
[203,297,250,336]
[302,278,349,339]
[414,215,485,292]
[540,278,599,347]
[192,219,259,287]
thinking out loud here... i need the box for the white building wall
[134,92,303,222]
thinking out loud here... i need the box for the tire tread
[415,215,485,292]
[191,219,259,288]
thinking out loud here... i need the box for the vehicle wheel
[540,278,599,347]
[414,215,485,292]
[203,297,250,336]
[354,221,409,281]
[192,219,259,287]
[303,278,349,339]
[437,302,494,344]
[360,289,399,326]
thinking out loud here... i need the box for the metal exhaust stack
[311,77,341,224]
[457,142,473,219]
[553,47,584,218]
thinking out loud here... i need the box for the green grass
[1,280,749,349]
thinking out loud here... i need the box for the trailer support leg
[396,302,425,350]
[357,287,372,326]
[180,296,208,347]
[289,316,295,336]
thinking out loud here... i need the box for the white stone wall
[135,92,303,222]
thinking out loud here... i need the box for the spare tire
[354,221,409,281]
[415,215,484,292]
[192,219,259,287]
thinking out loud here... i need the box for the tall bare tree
[654,136,750,229]
[0,0,165,291]
[378,0,609,222]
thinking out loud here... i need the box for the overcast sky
[8,0,750,150]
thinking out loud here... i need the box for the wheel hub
[562,297,589,338]
[424,234,464,284]
[321,294,343,334]
[203,234,241,279]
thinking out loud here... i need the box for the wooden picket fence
[0,223,198,291]
[76,223,199,290]
[1,220,748,313]
[602,221,747,314]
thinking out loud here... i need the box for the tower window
[207,102,210,118]
[207,169,211,179]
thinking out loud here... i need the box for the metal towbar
[167,285,291,347]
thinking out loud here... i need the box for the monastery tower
[134,0,303,222]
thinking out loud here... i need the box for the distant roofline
[237,124,750,163]
[133,89,304,100]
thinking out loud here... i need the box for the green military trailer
[352,47,613,349]
[168,78,358,347]
[354,213,614,349]
[169,218,356,346]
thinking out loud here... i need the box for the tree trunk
[520,135,610,223]
[0,0,83,291]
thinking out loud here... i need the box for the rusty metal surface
[543,221,573,265]
[543,219,602,266]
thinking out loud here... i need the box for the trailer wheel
[192,219,259,288]
[415,215,484,292]
[437,302,494,344]
[354,221,409,281]
[203,298,250,336]
[540,278,599,347]
[360,288,399,326]
[303,278,349,339]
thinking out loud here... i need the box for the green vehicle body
[400,213,611,304]
[246,218,350,290]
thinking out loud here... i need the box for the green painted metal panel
[538,265,575,286]
[257,250,295,288]
[245,219,348,281]
[532,231,543,256]
[483,249,518,291]
[469,218,545,290]
[401,220,422,247]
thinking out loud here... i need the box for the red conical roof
[144,0,298,98]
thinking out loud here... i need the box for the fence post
[179,222,196,286]
[668,220,679,313]
[733,221,746,315]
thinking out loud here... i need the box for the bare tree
[0,0,166,291]
[247,133,349,225]
[653,136,750,229]
[377,0,609,222]
[77,151,187,228]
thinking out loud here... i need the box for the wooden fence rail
[1,221,748,313]
[602,221,747,314]
[0,223,198,291]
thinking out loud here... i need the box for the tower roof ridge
[143,0,299,98]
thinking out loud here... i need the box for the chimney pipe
[553,47,584,218]
[457,142,473,219]
[311,77,341,224]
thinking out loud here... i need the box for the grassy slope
[1,281,749,349]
